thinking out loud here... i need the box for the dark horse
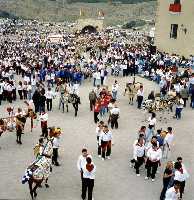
[68,93,81,117]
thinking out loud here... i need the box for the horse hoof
[45,184,50,188]
[34,192,37,198]
[30,192,34,199]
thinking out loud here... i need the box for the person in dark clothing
[148,91,155,101]
[160,161,174,200]
[39,93,46,114]
[16,122,23,144]
[89,89,97,111]
[32,90,41,113]
[71,94,81,117]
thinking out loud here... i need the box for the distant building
[155,0,194,57]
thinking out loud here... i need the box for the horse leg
[28,179,34,199]
[45,178,50,188]
[32,180,43,198]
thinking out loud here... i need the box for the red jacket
[94,103,101,112]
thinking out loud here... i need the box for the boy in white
[165,181,180,200]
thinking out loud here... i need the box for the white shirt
[31,79,36,86]
[133,144,145,160]
[45,90,54,99]
[82,163,96,179]
[96,126,103,137]
[110,107,120,115]
[137,89,144,97]
[112,84,118,92]
[165,187,180,200]
[164,133,174,148]
[99,130,112,143]
[147,147,162,162]
[27,85,32,92]
[77,154,92,171]
[0,83,3,94]
[39,113,48,121]
[53,137,60,149]
[174,169,189,182]
[176,98,184,109]
[148,117,156,126]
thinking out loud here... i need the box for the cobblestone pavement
[0,76,193,200]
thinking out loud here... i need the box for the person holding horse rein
[24,100,36,132]
[71,93,81,117]
[16,116,24,144]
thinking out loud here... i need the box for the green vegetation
[122,19,146,29]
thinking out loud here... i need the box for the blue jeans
[146,127,154,142]
[175,108,182,119]
[112,91,117,100]
[100,106,106,116]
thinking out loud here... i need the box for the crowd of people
[0,18,193,200]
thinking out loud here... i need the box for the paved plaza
[0,76,194,200]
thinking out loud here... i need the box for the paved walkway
[0,76,193,200]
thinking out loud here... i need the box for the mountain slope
[0,0,156,25]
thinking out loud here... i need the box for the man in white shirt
[81,157,96,200]
[112,80,118,100]
[45,87,54,111]
[145,142,162,181]
[137,85,144,109]
[163,127,174,159]
[77,148,92,197]
[175,95,184,119]
[165,181,180,200]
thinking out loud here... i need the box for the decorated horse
[22,127,61,199]
[22,139,53,199]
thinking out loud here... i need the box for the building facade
[155,0,194,57]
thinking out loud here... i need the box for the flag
[169,3,181,13]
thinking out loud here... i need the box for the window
[170,24,178,39]
[174,0,180,4]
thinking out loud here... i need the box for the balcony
[169,4,181,13]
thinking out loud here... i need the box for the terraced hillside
[0,0,156,25]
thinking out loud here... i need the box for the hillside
[0,0,156,25]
